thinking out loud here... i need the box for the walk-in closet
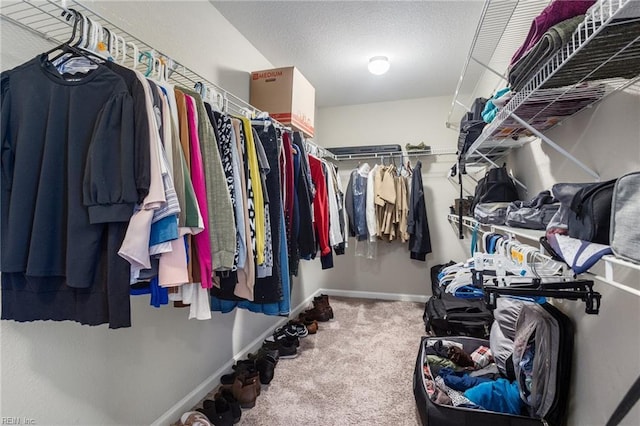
[1,1,639,425]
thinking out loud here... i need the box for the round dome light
[368,56,390,75]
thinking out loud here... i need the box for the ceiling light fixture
[368,56,390,75]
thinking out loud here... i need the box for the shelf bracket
[455,100,471,112]
[509,112,600,181]
[470,56,508,82]
[475,151,528,192]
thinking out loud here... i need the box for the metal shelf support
[470,56,508,82]
[509,112,600,181]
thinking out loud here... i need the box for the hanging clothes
[292,133,316,260]
[308,154,333,269]
[1,55,142,329]
[252,123,283,302]
[179,87,236,272]
[407,160,433,261]
[1,47,340,326]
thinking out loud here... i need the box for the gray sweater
[178,87,236,270]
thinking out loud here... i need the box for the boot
[312,295,333,319]
[220,368,260,396]
[255,353,278,385]
[302,306,332,322]
[230,375,259,409]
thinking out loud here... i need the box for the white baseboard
[151,289,322,426]
[318,288,428,303]
[152,288,423,425]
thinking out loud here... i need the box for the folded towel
[509,15,585,91]
[510,0,595,66]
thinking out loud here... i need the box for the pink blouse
[185,95,212,289]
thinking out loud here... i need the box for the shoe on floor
[248,347,280,363]
[255,353,278,385]
[180,411,212,426]
[222,375,259,409]
[262,339,298,359]
[208,389,241,424]
[264,329,300,347]
[297,314,320,332]
[220,363,258,386]
[198,396,234,426]
[282,321,309,338]
[220,367,261,396]
[302,306,332,322]
[302,318,318,334]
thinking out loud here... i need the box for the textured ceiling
[211,1,485,107]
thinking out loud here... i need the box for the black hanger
[484,278,601,314]
[45,8,81,57]
[46,10,103,68]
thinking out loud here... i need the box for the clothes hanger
[126,41,139,70]
[45,10,103,69]
[139,51,154,77]
[116,35,126,64]
[45,8,80,58]
[484,278,601,314]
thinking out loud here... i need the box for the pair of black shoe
[223,355,278,387]
[247,348,279,385]
[262,334,299,359]
[198,389,240,426]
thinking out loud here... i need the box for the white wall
[509,86,640,426]
[0,2,320,425]
[315,96,469,296]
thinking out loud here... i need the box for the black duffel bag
[471,164,520,213]
[568,179,616,244]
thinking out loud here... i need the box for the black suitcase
[423,292,493,339]
[414,303,574,426]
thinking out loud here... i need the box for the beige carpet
[179,297,425,425]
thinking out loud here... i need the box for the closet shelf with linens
[0,3,344,329]
[449,0,640,178]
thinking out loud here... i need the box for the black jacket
[407,161,432,261]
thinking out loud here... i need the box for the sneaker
[262,339,298,359]
[264,327,300,347]
[284,321,309,338]
[248,347,280,363]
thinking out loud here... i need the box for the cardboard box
[250,66,315,137]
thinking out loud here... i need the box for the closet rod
[0,0,332,159]
[333,147,457,161]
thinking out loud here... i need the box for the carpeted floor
[179,296,425,425]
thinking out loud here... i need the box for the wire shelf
[465,0,640,163]
[331,147,457,161]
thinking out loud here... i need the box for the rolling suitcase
[414,302,573,426]
[423,292,493,339]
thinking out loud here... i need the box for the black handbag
[568,179,616,244]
